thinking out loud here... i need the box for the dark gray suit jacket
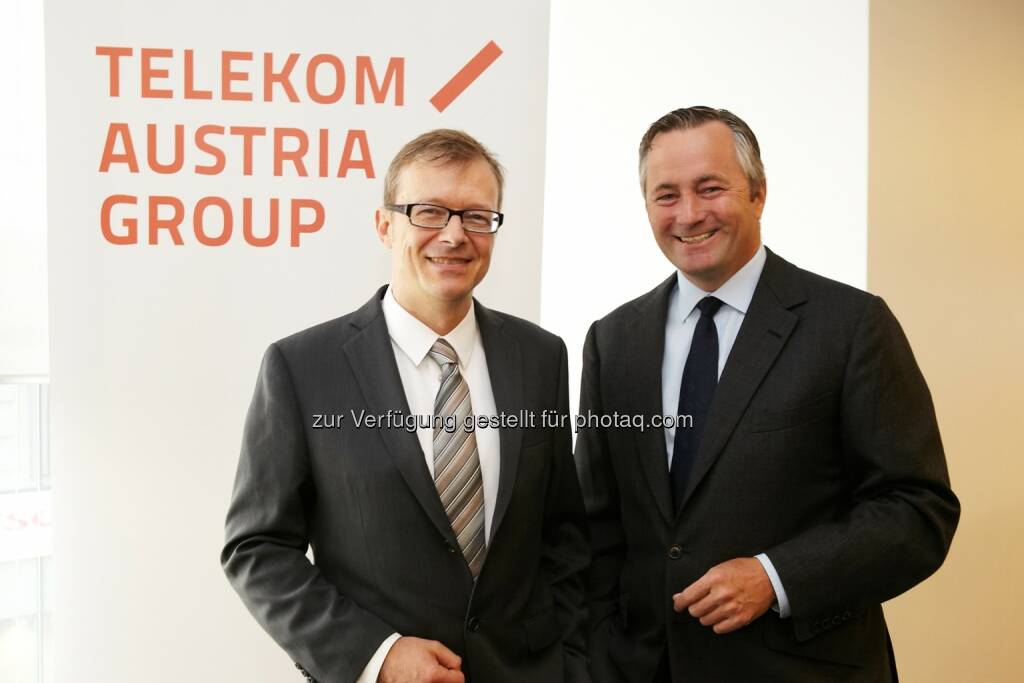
[575,249,959,682]
[223,288,590,683]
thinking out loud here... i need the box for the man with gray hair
[224,129,590,683]
[575,106,959,681]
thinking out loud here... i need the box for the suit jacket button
[667,544,683,560]
[446,542,456,554]
[467,616,481,632]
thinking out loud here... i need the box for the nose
[675,192,704,227]
[438,213,468,245]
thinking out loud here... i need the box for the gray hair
[638,106,765,198]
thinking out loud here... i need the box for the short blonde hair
[383,129,506,208]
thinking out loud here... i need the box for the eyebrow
[413,199,496,210]
[649,173,730,196]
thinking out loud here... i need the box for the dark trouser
[654,647,672,683]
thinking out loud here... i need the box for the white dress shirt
[357,287,501,682]
[660,245,791,618]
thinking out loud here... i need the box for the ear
[751,181,767,219]
[375,207,393,247]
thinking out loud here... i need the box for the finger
[674,587,709,613]
[686,593,721,619]
[675,576,711,610]
[429,641,463,671]
[697,604,731,627]
[712,616,745,635]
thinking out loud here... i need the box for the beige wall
[870,0,1024,679]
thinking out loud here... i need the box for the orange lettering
[264,53,300,102]
[100,195,138,244]
[356,56,403,105]
[318,129,330,177]
[194,197,233,246]
[95,46,132,97]
[274,128,309,177]
[243,197,280,247]
[147,123,184,174]
[222,51,253,101]
[337,129,374,178]
[290,199,324,246]
[306,54,344,104]
[228,126,266,175]
[99,123,139,173]
[184,49,213,99]
[195,125,226,175]
[140,48,173,98]
[148,196,185,245]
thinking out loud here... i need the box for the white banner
[45,1,550,680]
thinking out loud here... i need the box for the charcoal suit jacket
[223,287,591,683]
[575,249,959,682]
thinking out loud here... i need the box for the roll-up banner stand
[45,1,550,679]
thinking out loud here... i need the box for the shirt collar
[382,286,478,369]
[673,244,767,320]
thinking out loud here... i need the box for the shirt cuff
[356,632,401,683]
[755,553,791,619]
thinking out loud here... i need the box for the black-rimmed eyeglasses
[386,203,504,234]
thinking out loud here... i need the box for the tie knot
[697,296,724,318]
[428,338,458,368]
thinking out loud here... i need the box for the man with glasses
[223,129,590,683]
[575,107,959,681]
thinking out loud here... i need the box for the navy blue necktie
[670,296,724,510]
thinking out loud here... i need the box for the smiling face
[376,157,499,325]
[643,121,766,292]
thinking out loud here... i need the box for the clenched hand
[673,557,775,634]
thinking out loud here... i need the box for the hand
[378,636,465,683]
[672,557,775,634]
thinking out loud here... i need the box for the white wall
[541,0,868,410]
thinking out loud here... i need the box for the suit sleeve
[541,339,593,683]
[221,344,394,682]
[573,322,628,647]
[764,295,960,640]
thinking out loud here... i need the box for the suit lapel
[678,250,805,511]
[475,301,523,543]
[343,288,460,548]
[629,276,677,525]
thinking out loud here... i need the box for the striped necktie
[428,338,486,578]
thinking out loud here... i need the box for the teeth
[679,230,717,244]
[430,257,467,264]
